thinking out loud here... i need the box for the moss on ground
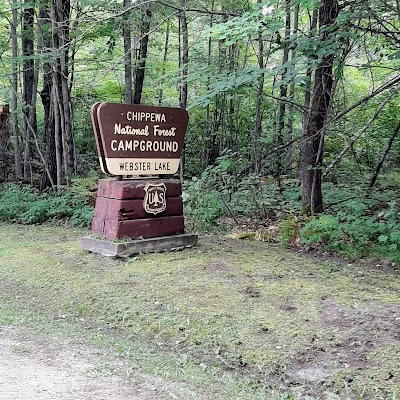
[0,222,399,399]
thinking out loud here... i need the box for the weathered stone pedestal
[81,178,198,257]
[81,233,198,257]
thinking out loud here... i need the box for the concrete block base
[81,233,198,257]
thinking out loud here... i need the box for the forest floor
[0,222,399,400]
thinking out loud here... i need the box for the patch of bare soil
[0,327,191,400]
[286,297,399,398]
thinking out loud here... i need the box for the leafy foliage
[184,164,400,265]
[183,150,301,228]
[0,179,96,227]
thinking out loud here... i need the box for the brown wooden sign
[91,102,109,174]
[91,179,185,241]
[92,102,189,176]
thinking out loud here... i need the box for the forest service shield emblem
[143,183,167,215]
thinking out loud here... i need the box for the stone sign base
[81,233,198,257]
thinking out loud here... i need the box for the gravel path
[0,328,173,400]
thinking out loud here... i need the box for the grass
[0,222,399,399]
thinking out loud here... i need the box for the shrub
[0,179,96,228]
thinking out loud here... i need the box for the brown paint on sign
[92,215,185,240]
[93,103,189,176]
[91,103,110,174]
[91,178,185,240]
[93,197,183,220]
[96,178,182,200]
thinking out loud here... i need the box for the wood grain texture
[94,196,183,220]
[92,215,185,240]
[97,178,182,199]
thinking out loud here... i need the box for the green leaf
[378,235,389,243]
[388,50,400,60]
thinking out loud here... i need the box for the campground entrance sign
[91,102,188,175]
[81,103,198,257]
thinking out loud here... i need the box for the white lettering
[125,111,167,122]
[110,140,180,153]
[114,123,149,136]
[153,125,176,137]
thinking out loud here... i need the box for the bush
[0,179,96,228]
[183,151,301,229]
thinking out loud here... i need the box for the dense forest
[0,0,399,262]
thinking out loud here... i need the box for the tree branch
[369,119,400,189]
[323,91,397,178]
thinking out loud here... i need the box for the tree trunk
[51,0,75,185]
[10,1,21,180]
[254,28,264,175]
[133,6,151,104]
[299,8,318,182]
[179,0,188,109]
[158,21,170,105]
[39,0,57,190]
[123,0,133,104]
[59,0,75,179]
[207,28,227,166]
[22,0,36,181]
[300,0,339,214]
[0,106,10,181]
[203,5,213,167]
[179,0,188,179]
[276,0,291,176]
[287,3,299,173]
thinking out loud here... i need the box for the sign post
[81,103,198,257]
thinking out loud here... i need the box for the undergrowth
[0,177,97,227]
[183,154,400,265]
[2,155,399,265]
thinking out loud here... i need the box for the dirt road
[0,327,178,400]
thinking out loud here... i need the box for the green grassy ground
[0,222,399,399]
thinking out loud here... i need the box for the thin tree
[123,0,133,104]
[9,0,21,180]
[22,0,36,181]
[276,0,291,175]
[369,119,400,188]
[254,27,265,175]
[51,0,75,184]
[179,0,188,178]
[300,0,340,214]
[286,2,299,173]
[158,20,170,105]
[133,4,151,104]
[39,0,57,190]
